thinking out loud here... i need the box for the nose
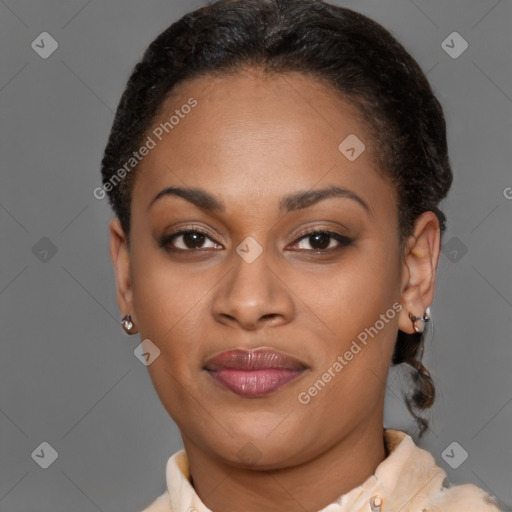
[211,247,295,331]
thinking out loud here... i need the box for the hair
[101,0,453,438]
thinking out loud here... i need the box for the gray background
[1,0,511,511]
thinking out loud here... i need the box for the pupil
[310,233,329,250]
[184,232,204,249]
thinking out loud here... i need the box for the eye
[288,229,353,252]
[160,226,222,251]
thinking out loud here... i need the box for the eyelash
[159,225,353,254]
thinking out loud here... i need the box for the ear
[109,217,138,333]
[398,211,441,335]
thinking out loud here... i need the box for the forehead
[131,68,396,221]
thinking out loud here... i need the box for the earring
[121,314,137,335]
[408,307,431,334]
[408,307,431,371]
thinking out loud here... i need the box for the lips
[204,348,307,371]
[203,348,308,398]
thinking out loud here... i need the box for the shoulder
[428,480,503,511]
[140,491,172,512]
[381,429,503,511]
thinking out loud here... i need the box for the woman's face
[110,68,431,468]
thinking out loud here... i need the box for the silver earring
[408,307,431,334]
[121,314,137,335]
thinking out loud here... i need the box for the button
[370,495,383,511]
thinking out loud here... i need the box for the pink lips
[203,348,308,398]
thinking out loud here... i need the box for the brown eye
[160,228,222,251]
[289,229,353,252]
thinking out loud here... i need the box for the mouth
[203,347,309,398]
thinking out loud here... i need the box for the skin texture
[109,68,441,512]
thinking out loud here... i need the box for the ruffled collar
[161,428,447,512]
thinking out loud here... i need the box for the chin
[209,433,307,469]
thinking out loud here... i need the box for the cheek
[129,253,233,405]
[129,244,203,347]
[300,245,401,374]
[294,247,398,329]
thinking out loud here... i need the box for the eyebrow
[147,184,372,216]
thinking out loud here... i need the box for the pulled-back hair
[101,0,453,437]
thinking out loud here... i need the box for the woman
[100,0,502,510]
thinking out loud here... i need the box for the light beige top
[141,428,502,511]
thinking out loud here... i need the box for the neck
[182,417,388,512]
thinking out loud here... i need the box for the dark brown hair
[100,0,452,438]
